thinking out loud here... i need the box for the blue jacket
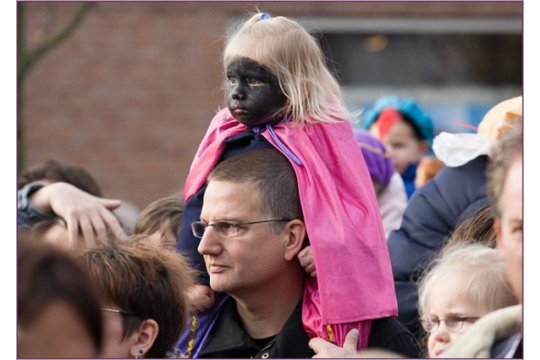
[387,155,490,337]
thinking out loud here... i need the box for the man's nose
[197,228,221,256]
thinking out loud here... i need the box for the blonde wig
[418,243,517,323]
[223,12,351,125]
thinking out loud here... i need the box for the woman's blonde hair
[418,243,517,324]
[223,12,351,125]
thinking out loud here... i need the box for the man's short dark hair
[208,149,303,227]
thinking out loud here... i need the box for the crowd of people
[17,11,523,359]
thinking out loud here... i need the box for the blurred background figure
[443,120,523,358]
[354,130,407,239]
[17,232,103,358]
[362,95,434,198]
[415,156,445,188]
[387,96,522,339]
[133,195,183,250]
[17,160,130,252]
[18,159,140,236]
[18,159,103,196]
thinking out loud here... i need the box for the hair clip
[260,12,271,20]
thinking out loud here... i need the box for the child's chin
[237,118,267,127]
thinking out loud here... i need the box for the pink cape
[184,108,398,346]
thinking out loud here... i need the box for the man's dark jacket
[199,297,421,358]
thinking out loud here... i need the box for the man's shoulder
[368,316,422,358]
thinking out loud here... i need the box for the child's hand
[298,245,317,277]
[186,284,215,314]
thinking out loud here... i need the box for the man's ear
[283,219,306,261]
[129,319,159,358]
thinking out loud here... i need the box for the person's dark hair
[79,238,195,358]
[446,205,496,248]
[18,159,102,196]
[399,113,425,141]
[17,232,103,353]
[486,123,523,217]
[208,148,303,231]
[134,196,183,240]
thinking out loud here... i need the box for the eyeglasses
[101,307,139,317]
[422,316,480,334]
[191,219,291,238]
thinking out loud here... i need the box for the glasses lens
[213,221,237,237]
[191,222,205,238]
[445,319,459,332]
[446,316,479,333]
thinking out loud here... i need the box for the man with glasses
[181,148,420,358]
[188,148,311,358]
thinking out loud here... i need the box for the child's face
[226,57,286,127]
[424,282,487,358]
[370,118,427,174]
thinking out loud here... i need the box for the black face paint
[226,57,287,127]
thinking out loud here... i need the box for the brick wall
[21,2,522,209]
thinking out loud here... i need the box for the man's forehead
[204,179,261,205]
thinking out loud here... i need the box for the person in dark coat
[388,96,522,338]
[389,155,489,337]
[444,121,523,358]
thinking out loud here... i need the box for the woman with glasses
[418,243,517,357]
[78,237,195,358]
